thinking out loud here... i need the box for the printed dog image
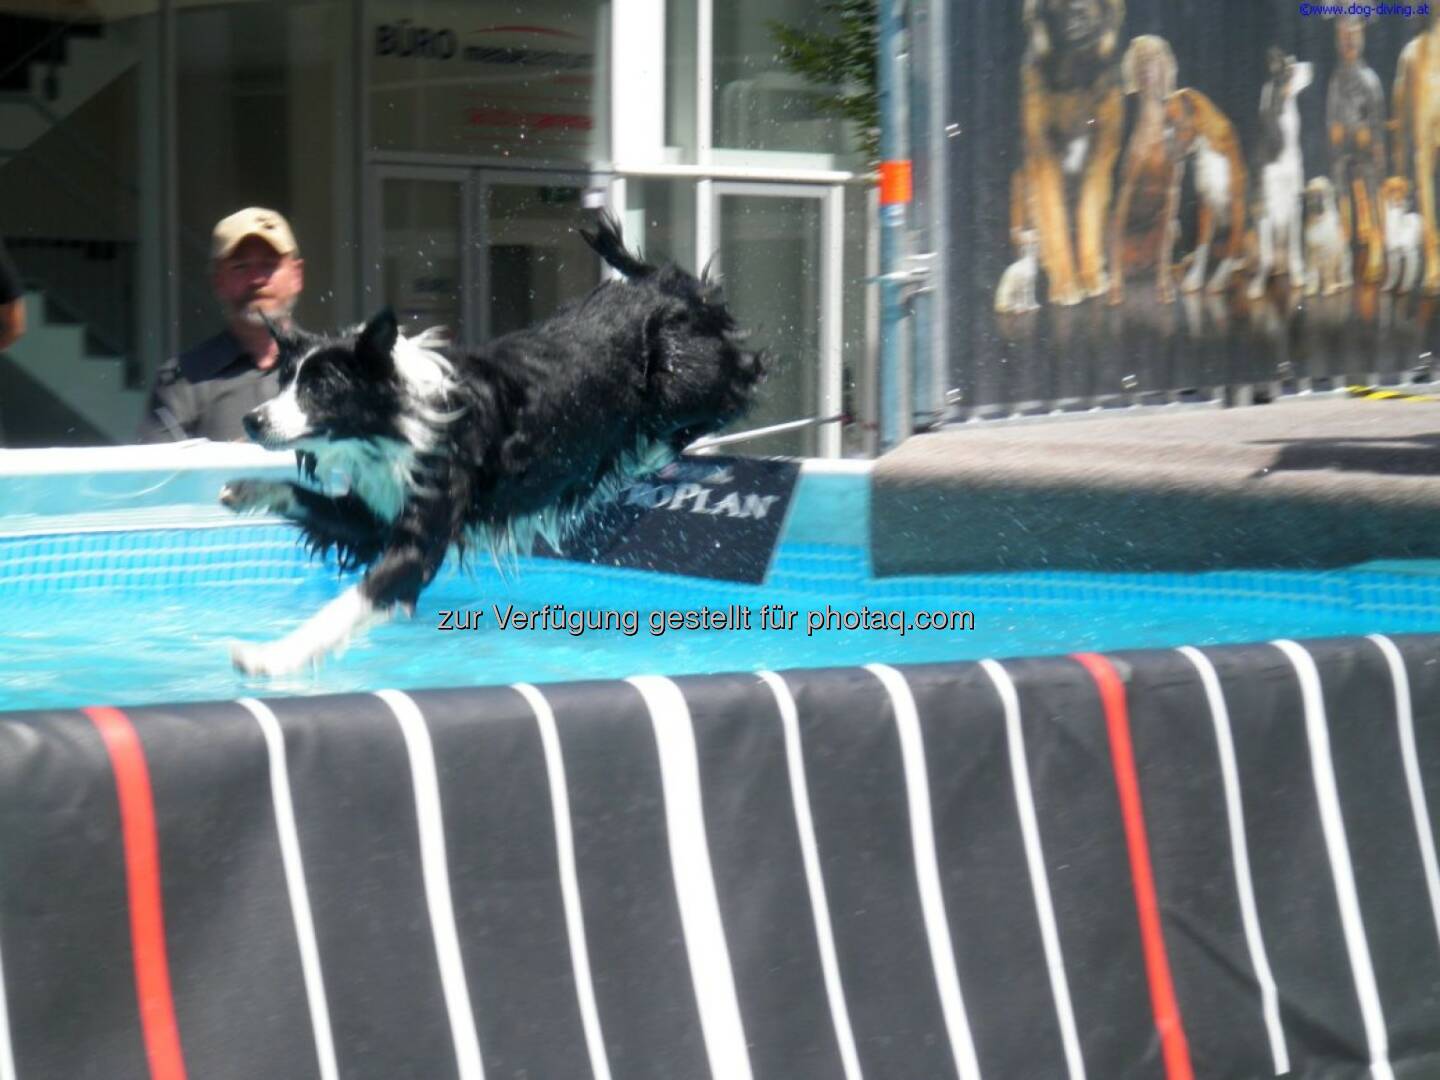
[220,217,763,676]
[1328,15,1387,284]
[1166,88,1247,294]
[1392,10,1440,294]
[1108,35,1181,306]
[1303,176,1352,295]
[1249,49,1313,299]
[995,227,1041,313]
[1018,0,1126,306]
[1381,175,1424,292]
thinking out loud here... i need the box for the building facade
[0,0,874,455]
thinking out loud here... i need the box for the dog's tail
[580,213,655,279]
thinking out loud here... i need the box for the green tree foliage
[769,0,879,166]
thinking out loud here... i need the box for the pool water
[4,527,1440,711]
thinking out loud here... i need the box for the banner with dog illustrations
[938,1,1440,414]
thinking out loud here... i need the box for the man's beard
[227,296,298,327]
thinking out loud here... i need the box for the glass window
[366,0,607,164]
[176,0,348,348]
[664,0,698,158]
[380,177,464,339]
[481,180,597,338]
[0,5,168,446]
[627,179,697,270]
[716,191,823,456]
[712,0,859,157]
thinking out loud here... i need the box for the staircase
[0,15,137,160]
[0,13,145,445]
[4,289,146,444]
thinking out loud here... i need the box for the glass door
[474,172,598,340]
[370,166,472,344]
[711,183,842,457]
[369,167,600,349]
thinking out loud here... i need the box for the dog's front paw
[220,479,294,515]
[230,639,305,678]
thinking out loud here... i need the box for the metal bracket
[869,250,936,305]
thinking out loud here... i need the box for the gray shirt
[135,329,281,442]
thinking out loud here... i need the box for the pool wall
[0,640,1437,1075]
[0,444,869,598]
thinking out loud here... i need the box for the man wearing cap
[136,207,304,442]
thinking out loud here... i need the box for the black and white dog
[221,217,762,676]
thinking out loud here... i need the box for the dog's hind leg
[1183,202,1213,294]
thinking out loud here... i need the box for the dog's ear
[356,307,398,378]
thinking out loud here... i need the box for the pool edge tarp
[0,635,1438,1077]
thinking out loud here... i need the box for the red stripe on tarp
[1070,654,1194,1080]
[83,707,188,1080]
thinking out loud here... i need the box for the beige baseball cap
[210,207,299,260]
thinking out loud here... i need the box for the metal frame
[921,0,949,421]
[160,0,177,363]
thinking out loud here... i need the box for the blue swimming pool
[4,442,1440,710]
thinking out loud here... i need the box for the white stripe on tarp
[0,887,15,1080]
[237,697,340,1080]
[1174,648,1290,1076]
[511,683,613,1080]
[865,664,983,1080]
[1272,641,1394,1080]
[1366,636,1440,958]
[374,690,486,1080]
[978,660,1086,1080]
[626,676,753,1080]
[758,671,864,1080]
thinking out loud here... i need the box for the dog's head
[1164,90,1199,149]
[242,308,454,451]
[1266,49,1313,101]
[1121,35,1175,99]
[1304,176,1335,219]
[1024,0,1124,63]
[1381,175,1412,211]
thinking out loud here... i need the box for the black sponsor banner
[938,1,1440,414]
[2,637,1440,1074]
[535,454,801,584]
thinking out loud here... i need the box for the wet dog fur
[221,216,762,676]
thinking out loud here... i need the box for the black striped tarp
[1,635,1439,1079]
